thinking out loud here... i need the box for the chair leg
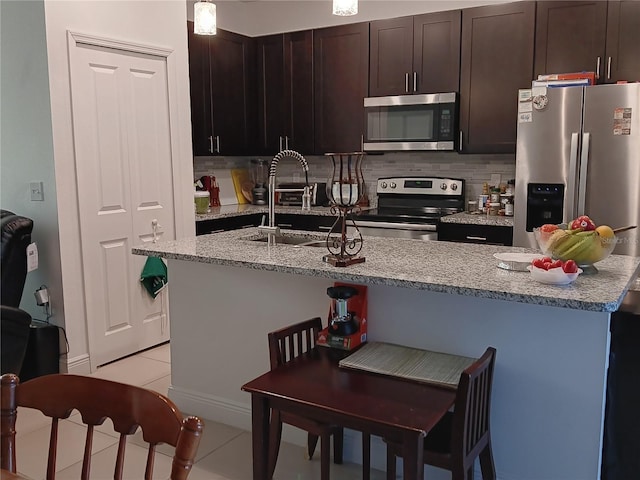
[386,446,396,480]
[307,433,319,460]
[267,411,283,480]
[333,428,344,464]
[479,442,496,480]
[362,433,371,480]
[320,434,330,480]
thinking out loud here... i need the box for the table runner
[338,342,477,389]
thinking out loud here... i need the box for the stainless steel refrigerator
[513,83,640,257]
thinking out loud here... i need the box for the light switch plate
[30,182,44,201]
[490,174,501,187]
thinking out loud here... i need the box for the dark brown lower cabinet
[438,222,513,246]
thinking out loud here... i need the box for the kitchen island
[133,230,640,480]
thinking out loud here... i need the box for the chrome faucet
[258,149,310,246]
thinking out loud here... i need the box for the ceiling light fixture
[333,0,358,16]
[194,0,217,35]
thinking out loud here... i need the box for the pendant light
[333,0,358,16]
[194,0,216,35]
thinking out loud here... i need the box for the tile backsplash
[194,152,515,205]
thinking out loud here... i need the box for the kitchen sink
[248,235,327,248]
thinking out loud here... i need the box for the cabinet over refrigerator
[513,83,640,257]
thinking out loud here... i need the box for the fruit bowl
[527,265,583,285]
[533,224,617,268]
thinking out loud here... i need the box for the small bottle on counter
[490,187,501,204]
[489,202,500,216]
[505,198,514,216]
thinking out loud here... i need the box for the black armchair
[1,306,32,375]
[1,210,34,307]
[1,210,35,375]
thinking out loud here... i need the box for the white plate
[493,252,544,271]
[527,265,583,285]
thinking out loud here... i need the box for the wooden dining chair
[385,347,497,480]
[0,373,204,480]
[267,317,361,480]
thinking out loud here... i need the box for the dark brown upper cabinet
[605,0,640,83]
[369,11,461,97]
[256,31,314,156]
[459,2,535,154]
[187,21,214,157]
[187,22,256,156]
[535,1,640,84]
[313,23,369,154]
[534,1,607,81]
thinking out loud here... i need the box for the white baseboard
[64,354,91,375]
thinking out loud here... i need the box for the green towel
[140,257,168,299]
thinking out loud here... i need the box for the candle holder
[323,152,366,267]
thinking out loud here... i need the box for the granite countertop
[195,204,341,221]
[440,212,514,227]
[133,229,640,312]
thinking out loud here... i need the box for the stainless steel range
[352,176,465,241]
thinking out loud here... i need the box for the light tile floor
[12,343,386,480]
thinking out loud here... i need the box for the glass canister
[194,191,210,214]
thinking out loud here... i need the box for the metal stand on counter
[602,289,640,480]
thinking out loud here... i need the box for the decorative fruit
[570,215,596,231]
[540,224,559,233]
[595,225,615,241]
[562,260,578,274]
[534,220,617,266]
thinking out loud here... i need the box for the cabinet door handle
[208,135,214,154]
[405,73,409,93]
[318,226,332,231]
[413,72,417,92]
[459,131,463,152]
[466,235,487,241]
[285,136,289,150]
[607,56,612,80]
[596,56,601,79]
[279,136,283,152]
[277,223,293,228]
[215,136,220,153]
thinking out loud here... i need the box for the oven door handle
[355,221,437,232]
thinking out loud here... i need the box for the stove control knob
[450,183,458,191]
[390,182,397,189]
[441,183,448,190]
[380,182,388,189]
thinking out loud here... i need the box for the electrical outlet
[490,174,501,188]
[30,182,44,201]
[292,173,301,182]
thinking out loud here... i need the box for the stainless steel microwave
[363,93,458,151]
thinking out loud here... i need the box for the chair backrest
[0,373,204,480]
[0,211,33,308]
[450,347,496,468]
[268,317,323,369]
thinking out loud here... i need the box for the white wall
[187,0,512,37]
[0,1,65,337]
[31,0,194,372]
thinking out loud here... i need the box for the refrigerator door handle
[567,133,580,221]
[577,133,591,216]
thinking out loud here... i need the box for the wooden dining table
[242,347,457,480]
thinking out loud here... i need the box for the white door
[68,39,174,367]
